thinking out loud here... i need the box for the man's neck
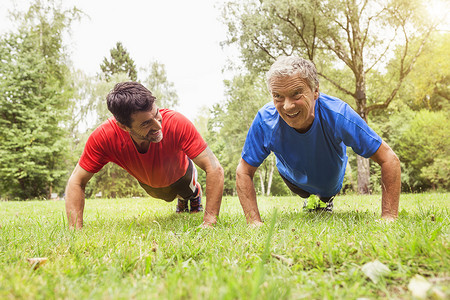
[131,136,150,154]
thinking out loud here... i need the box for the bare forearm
[203,166,224,225]
[236,172,262,224]
[380,157,401,219]
[65,182,85,229]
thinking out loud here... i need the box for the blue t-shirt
[242,93,382,197]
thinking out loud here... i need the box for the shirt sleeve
[79,127,110,173]
[336,105,382,158]
[241,113,271,167]
[176,113,208,159]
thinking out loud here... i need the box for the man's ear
[116,121,130,132]
[314,85,320,100]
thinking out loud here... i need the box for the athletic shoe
[303,195,333,212]
[189,195,203,213]
[176,198,189,213]
[189,183,203,213]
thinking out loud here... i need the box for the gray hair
[266,56,319,92]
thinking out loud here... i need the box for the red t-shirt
[79,109,207,188]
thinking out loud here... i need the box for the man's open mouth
[286,111,300,117]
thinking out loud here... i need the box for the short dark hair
[106,82,156,127]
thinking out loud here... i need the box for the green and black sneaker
[303,195,333,212]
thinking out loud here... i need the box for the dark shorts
[138,159,199,202]
[279,172,335,202]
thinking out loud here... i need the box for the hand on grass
[376,216,396,223]
[68,224,83,230]
[200,221,215,229]
[249,220,264,228]
[381,215,397,222]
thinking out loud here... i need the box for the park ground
[0,193,449,299]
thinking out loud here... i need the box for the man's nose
[283,98,296,111]
[152,118,162,130]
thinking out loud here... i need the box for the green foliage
[396,33,450,112]
[0,0,81,199]
[396,110,450,191]
[0,193,449,298]
[68,71,130,135]
[141,61,179,109]
[374,107,449,191]
[100,41,138,81]
[221,0,435,104]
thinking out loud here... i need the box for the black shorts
[279,172,334,202]
[138,159,199,202]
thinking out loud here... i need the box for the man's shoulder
[317,93,358,123]
[318,93,348,113]
[160,109,191,125]
[88,117,128,150]
[91,117,120,136]
[258,102,277,116]
[256,102,279,126]
[160,108,176,117]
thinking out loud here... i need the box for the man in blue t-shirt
[236,56,401,226]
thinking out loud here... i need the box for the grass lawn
[0,193,449,299]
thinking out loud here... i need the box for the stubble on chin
[150,132,163,143]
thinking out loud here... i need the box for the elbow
[210,162,224,180]
[236,162,250,182]
[382,150,401,177]
[381,144,401,170]
[236,162,243,179]
[218,164,224,179]
[391,151,401,170]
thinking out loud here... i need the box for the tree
[222,0,439,194]
[142,61,179,109]
[393,110,449,191]
[100,42,137,81]
[395,32,450,112]
[0,0,81,199]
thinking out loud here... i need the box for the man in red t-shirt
[65,82,224,229]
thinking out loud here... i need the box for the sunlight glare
[426,0,450,30]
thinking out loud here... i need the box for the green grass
[0,193,449,299]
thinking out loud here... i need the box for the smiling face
[269,73,319,133]
[118,105,163,144]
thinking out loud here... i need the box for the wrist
[203,212,217,225]
[381,214,397,221]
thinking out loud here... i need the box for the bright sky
[0,0,237,121]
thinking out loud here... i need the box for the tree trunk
[266,156,275,196]
[259,169,265,196]
[356,156,370,194]
[346,160,357,192]
[355,71,371,194]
